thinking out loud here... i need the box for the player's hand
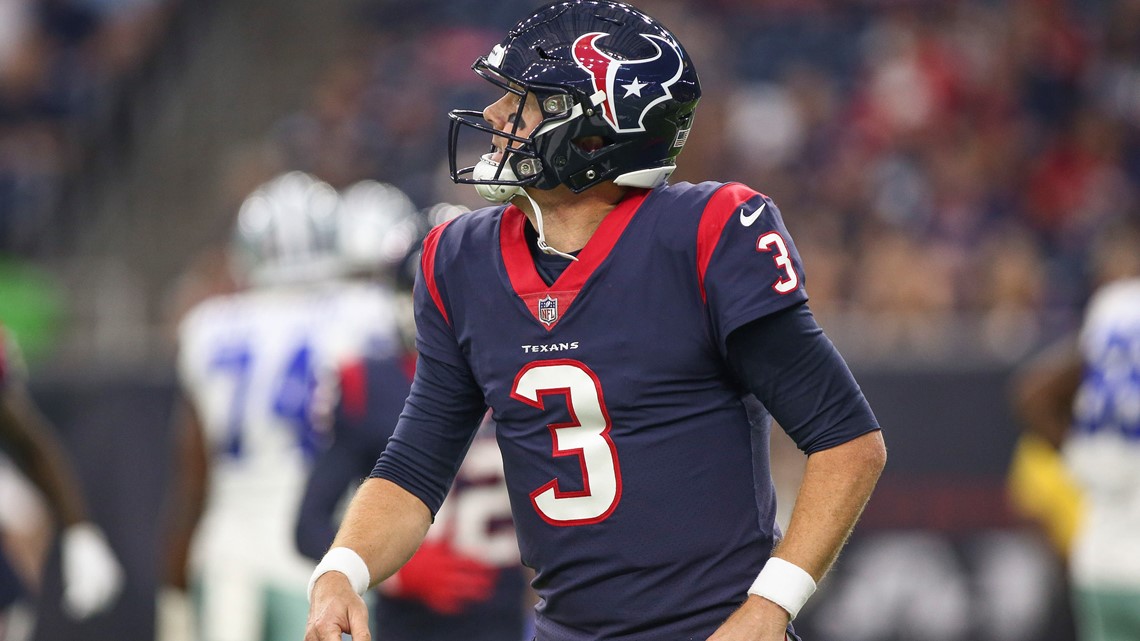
[155,586,197,641]
[305,572,371,641]
[706,595,792,641]
[387,540,498,614]
[61,522,125,619]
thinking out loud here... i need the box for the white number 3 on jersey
[511,360,622,526]
[756,231,799,294]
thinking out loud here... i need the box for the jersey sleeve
[371,221,487,515]
[173,307,217,428]
[727,302,880,454]
[412,222,466,369]
[697,184,809,353]
[369,351,486,516]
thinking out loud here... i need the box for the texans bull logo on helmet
[572,32,685,134]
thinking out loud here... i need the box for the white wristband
[307,547,371,602]
[747,557,817,620]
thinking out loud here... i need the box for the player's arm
[711,302,885,640]
[295,427,365,560]
[0,383,88,527]
[161,394,210,591]
[0,381,124,619]
[1011,336,1082,449]
[295,358,398,560]
[306,349,486,641]
[1005,335,1085,557]
[313,472,431,564]
[154,394,209,641]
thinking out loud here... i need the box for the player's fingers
[346,603,372,641]
[305,601,352,641]
[314,622,349,641]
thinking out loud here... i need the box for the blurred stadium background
[2,0,1138,639]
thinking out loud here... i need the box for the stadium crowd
[1,0,1137,361]
[271,0,1140,359]
[0,0,176,253]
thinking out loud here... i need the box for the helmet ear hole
[573,136,607,153]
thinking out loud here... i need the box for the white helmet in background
[424,202,471,228]
[336,180,422,278]
[232,171,344,286]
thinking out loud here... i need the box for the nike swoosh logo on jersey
[739,202,766,227]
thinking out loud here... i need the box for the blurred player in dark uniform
[0,326,123,639]
[296,198,530,641]
[296,353,530,641]
[305,3,886,641]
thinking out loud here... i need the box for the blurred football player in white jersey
[161,172,414,641]
[1015,223,1140,641]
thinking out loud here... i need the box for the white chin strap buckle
[472,154,522,203]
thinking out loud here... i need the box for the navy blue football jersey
[378,182,831,640]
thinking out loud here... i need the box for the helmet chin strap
[521,189,578,261]
[473,154,578,261]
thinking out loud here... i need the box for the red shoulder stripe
[696,183,762,302]
[420,219,458,326]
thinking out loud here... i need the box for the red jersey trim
[696,183,762,302]
[338,359,368,422]
[421,219,458,327]
[500,190,649,331]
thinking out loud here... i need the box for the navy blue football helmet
[448,0,701,198]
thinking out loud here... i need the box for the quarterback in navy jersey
[304,2,886,641]
[295,354,529,641]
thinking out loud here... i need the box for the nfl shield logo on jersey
[538,295,558,326]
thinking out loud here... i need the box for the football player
[1013,223,1140,641]
[0,326,123,638]
[163,172,408,641]
[305,3,886,641]
[296,195,531,641]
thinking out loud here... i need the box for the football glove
[61,522,124,619]
[386,540,498,615]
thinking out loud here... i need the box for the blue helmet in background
[448,0,701,197]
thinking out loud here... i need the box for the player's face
[482,89,542,164]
